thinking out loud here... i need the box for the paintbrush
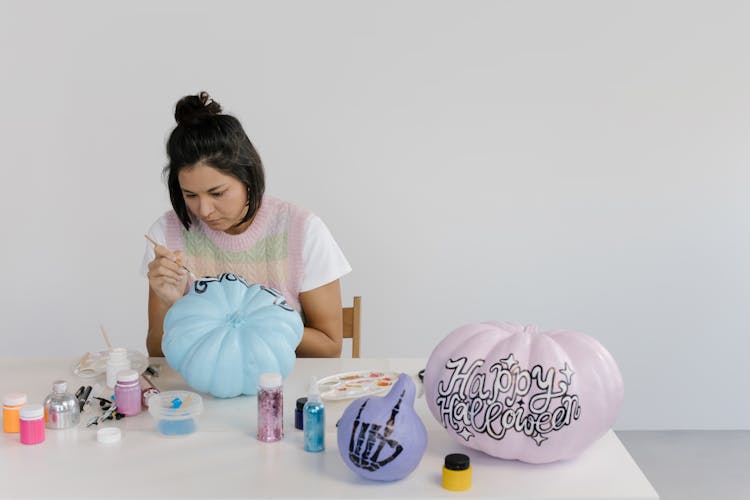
[99,324,113,350]
[144,234,197,279]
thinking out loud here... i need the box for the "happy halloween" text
[435,356,581,445]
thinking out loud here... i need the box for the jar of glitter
[19,404,45,445]
[257,373,283,442]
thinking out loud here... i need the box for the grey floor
[615,431,750,500]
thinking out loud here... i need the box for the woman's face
[178,162,250,234]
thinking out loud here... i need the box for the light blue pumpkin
[163,274,304,398]
[336,373,427,481]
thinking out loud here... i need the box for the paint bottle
[3,393,27,433]
[106,347,131,389]
[257,373,283,442]
[43,380,80,429]
[442,453,471,491]
[303,377,325,452]
[294,397,307,430]
[114,369,142,416]
[19,404,45,445]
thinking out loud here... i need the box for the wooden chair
[342,296,362,358]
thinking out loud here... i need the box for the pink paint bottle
[115,369,142,416]
[19,404,45,445]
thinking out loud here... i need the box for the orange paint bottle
[3,393,28,433]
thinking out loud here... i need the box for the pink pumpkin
[423,322,623,464]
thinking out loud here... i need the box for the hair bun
[175,91,222,126]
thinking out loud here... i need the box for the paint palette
[71,350,149,379]
[318,370,399,401]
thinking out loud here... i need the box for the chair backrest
[342,296,361,358]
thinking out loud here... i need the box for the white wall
[1,0,748,430]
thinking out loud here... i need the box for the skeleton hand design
[347,390,405,471]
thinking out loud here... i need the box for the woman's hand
[146,244,189,307]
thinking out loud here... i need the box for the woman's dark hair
[164,91,265,230]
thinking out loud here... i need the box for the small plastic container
[114,370,142,416]
[147,391,202,437]
[106,347,131,389]
[97,427,122,444]
[303,377,325,453]
[257,373,283,442]
[3,392,27,433]
[294,397,307,430]
[442,453,471,491]
[19,404,45,445]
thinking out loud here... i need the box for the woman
[143,92,351,357]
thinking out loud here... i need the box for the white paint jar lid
[97,427,121,444]
[19,404,44,420]
[116,369,139,383]
[3,392,27,406]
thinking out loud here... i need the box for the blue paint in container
[148,390,203,437]
[157,418,196,435]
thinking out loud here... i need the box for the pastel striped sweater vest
[164,195,310,312]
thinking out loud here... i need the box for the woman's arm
[296,280,343,358]
[146,288,171,357]
[146,245,189,357]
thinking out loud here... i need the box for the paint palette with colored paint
[318,371,400,401]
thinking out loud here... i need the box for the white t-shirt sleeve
[300,215,352,292]
[140,216,168,276]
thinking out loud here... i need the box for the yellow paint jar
[3,393,28,433]
[442,453,471,491]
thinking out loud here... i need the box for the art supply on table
[43,380,80,429]
[75,385,93,412]
[257,373,283,442]
[3,392,27,433]
[114,370,142,416]
[148,390,202,436]
[99,324,113,350]
[317,370,399,401]
[105,347,131,388]
[86,403,119,427]
[19,404,45,445]
[303,377,325,453]
[141,374,160,408]
[294,397,307,430]
[144,234,197,279]
[72,350,148,379]
[75,352,94,376]
[96,427,121,444]
[442,453,471,491]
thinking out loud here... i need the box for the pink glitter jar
[257,373,283,442]
[19,404,45,445]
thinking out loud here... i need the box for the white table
[0,357,658,499]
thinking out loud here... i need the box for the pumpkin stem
[387,373,416,407]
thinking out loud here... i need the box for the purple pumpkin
[336,373,427,481]
[424,322,624,464]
